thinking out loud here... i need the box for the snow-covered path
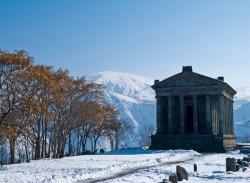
[79,155,198,183]
[99,151,250,183]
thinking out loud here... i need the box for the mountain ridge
[87,71,156,147]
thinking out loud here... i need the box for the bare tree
[105,118,133,150]
[138,124,156,147]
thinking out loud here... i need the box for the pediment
[153,71,223,88]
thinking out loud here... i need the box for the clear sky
[0,0,250,88]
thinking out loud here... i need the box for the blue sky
[1,0,250,88]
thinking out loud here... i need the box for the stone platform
[150,134,236,153]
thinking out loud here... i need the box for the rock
[163,178,170,183]
[236,164,240,171]
[242,161,249,167]
[176,165,188,181]
[169,174,178,183]
[194,163,197,172]
[243,157,250,162]
[237,159,242,164]
[226,158,236,172]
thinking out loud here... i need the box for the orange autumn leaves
[0,49,128,163]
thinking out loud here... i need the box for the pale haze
[1,0,250,88]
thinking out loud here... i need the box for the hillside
[87,71,156,147]
[234,87,250,142]
[234,87,250,121]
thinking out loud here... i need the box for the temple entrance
[186,105,193,133]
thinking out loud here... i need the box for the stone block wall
[150,134,236,152]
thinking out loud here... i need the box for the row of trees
[0,50,132,164]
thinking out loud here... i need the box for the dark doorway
[186,105,193,133]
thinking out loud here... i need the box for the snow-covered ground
[0,148,249,183]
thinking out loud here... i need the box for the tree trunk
[109,137,114,151]
[115,134,119,150]
[92,134,99,153]
[41,119,45,158]
[24,139,29,159]
[47,137,52,158]
[77,128,80,154]
[68,133,72,155]
[9,138,16,164]
[35,122,41,160]
[44,121,48,158]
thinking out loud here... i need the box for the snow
[234,87,250,110]
[87,71,156,147]
[235,87,250,102]
[87,71,155,102]
[0,149,250,183]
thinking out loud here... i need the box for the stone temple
[150,66,236,152]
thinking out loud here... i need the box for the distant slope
[234,87,250,122]
[234,87,250,109]
[234,87,250,142]
[87,71,156,147]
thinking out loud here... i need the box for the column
[229,99,232,134]
[231,100,234,134]
[193,95,198,134]
[168,95,172,135]
[223,98,227,134]
[205,95,211,135]
[226,98,230,134]
[156,96,162,134]
[218,95,224,134]
[225,98,229,134]
[180,95,185,134]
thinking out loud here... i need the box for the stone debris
[169,174,178,183]
[176,165,188,181]
[226,158,236,172]
[243,157,250,162]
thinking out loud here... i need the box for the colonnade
[156,94,234,136]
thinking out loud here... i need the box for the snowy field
[0,148,249,183]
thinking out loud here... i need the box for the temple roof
[152,66,237,96]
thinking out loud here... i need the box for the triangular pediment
[153,71,224,88]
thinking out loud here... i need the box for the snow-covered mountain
[234,87,250,102]
[234,87,250,142]
[87,71,156,147]
[234,87,250,121]
[87,72,250,144]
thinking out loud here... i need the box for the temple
[150,66,237,152]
